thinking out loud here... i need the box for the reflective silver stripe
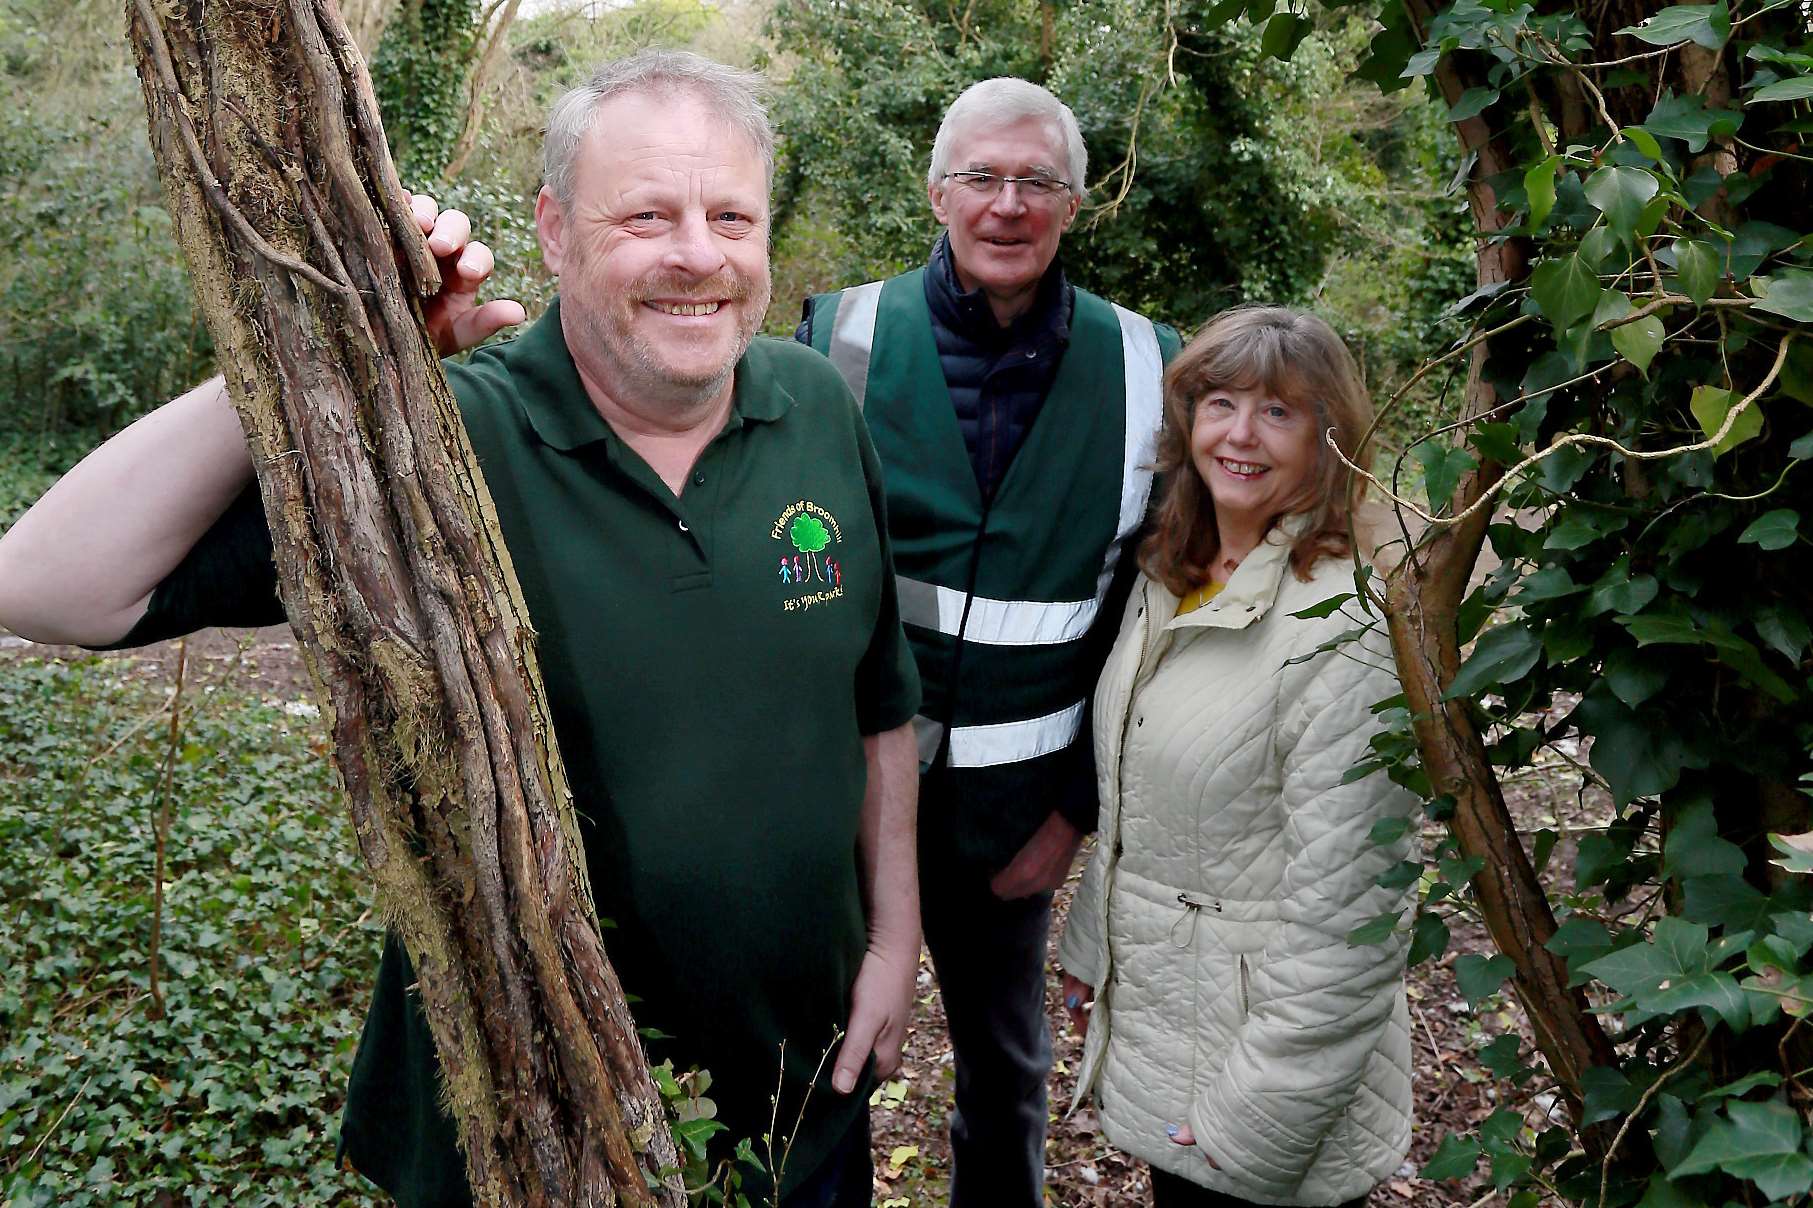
[1107,304,1164,553]
[827,281,884,410]
[911,714,947,767]
[946,701,1087,769]
[896,576,1096,646]
[896,310,1165,655]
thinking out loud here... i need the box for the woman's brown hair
[1139,305,1374,595]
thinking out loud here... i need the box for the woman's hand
[1163,1121,1221,1168]
[1061,972,1094,1038]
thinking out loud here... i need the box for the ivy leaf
[1750,76,1813,104]
[1546,507,1627,550]
[1611,314,1667,376]
[1737,508,1800,550]
[1672,1100,1806,1184]
[1689,385,1762,455]
[1446,86,1498,121]
[1291,592,1355,620]
[1545,916,1614,971]
[1754,605,1811,662]
[672,1117,727,1161]
[1260,12,1311,60]
[1751,269,1813,322]
[1625,125,1665,162]
[1525,156,1559,228]
[1369,815,1412,845]
[1664,798,1748,880]
[1647,970,1751,1030]
[1347,910,1403,946]
[1604,645,1669,706]
[1414,442,1477,511]
[1455,953,1515,1003]
[1585,166,1661,240]
[1421,1133,1482,1181]
[1572,681,1699,804]
[1586,566,1659,616]
[1616,2,1730,49]
[1582,1066,1638,1126]
[1674,238,1720,305]
[1469,421,1522,465]
[1769,832,1813,875]
[1530,253,1603,329]
[1409,911,1450,966]
[1645,92,1742,152]
[1445,622,1543,699]
[1516,564,1584,602]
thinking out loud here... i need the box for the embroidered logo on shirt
[772,500,846,612]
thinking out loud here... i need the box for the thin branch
[1599,1027,1713,1208]
[147,638,188,1021]
[1338,332,1797,528]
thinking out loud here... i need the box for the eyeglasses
[942,170,1074,200]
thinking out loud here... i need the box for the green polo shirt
[118,300,921,1204]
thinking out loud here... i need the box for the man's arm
[0,195,519,647]
[0,378,251,645]
[831,721,919,1094]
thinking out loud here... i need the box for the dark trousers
[782,1107,872,1208]
[1150,1168,1369,1208]
[920,862,1055,1208]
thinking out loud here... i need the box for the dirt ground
[3,624,1587,1207]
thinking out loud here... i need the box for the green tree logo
[789,514,830,583]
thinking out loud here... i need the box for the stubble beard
[567,261,771,415]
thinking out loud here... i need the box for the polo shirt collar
[511,295,792,452]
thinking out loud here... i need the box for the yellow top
[1173,579,1225,617]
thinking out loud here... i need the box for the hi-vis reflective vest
[807,270,1179,867]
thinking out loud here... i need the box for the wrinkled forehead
[583,90,765,169]
[947,115,1069,174]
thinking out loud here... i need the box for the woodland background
[4,0,1812,1204]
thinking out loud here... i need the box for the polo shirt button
[678,520,689,533]
[694,471,706,485]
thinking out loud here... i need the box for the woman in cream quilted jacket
[1057,307,1418,1207]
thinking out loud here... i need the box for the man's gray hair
[926,78,1089,202]
[543,50,774,205]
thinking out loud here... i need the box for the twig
[146,638,188,1021]
[1337,333,1797,529]
[20,1074,94,1171]
[1598,1027,1712,1208]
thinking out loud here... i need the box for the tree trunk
[124,2,684,1204]
[1386,0,1622,1136]
[443,0,524,180]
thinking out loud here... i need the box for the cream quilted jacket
[1057,529,1418,1206]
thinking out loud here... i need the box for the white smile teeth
[1221,460,1268,475]
[650,301,721,316]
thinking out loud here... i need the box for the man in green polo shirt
[0,51,920,1208]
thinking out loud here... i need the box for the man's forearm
[0,377,251,645]
[858,722,920,949]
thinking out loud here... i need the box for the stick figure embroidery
[779,558,792,583]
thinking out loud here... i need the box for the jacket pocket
[1237,954,1251,1021]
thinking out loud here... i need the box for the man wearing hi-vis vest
[798,77,1181,1208]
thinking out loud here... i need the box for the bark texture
[1385,0,1621,1134]
[124,2,684,1204]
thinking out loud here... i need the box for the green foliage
[762,0,1467,351]
[0,658,381,1205]
[1260,0,1813,1199]
[370,0,482,182]
[0,4,216,439]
